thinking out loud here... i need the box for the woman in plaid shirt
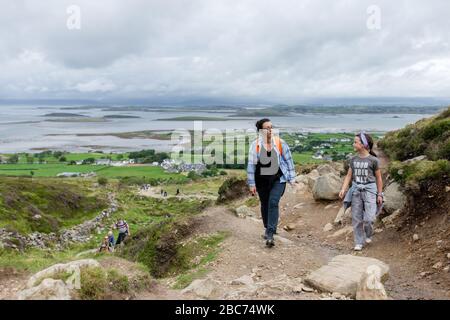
[247,118,296,247]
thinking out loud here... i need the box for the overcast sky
[1,0,450,104]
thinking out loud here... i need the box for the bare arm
[375,169,383,193]
[375,169,383,204]
[339,168,353,199]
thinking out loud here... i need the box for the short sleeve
[372,157,380,171]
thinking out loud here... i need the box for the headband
[360,131,369,149]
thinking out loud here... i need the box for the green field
[0,152,128,165]
[0,163,186,180]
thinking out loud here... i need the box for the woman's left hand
[377,195,383,205]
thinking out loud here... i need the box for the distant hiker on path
[114,217,130,246]
[247,118,296,247]
[98,236,110,253]
[107,230,115,252]
[339,132,384,251]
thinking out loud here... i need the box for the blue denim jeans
[256,178,286,239]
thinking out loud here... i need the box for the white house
[95,159,111,165]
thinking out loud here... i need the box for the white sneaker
[365,238,372,244]
[354,244,363,251]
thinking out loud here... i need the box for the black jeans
[256,177,286,236]
[115,232,127,245]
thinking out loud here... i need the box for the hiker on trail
[176,188,180,196]
[164,191,167,197]
[161,189,164,196]
[247,118,296,247]
[114,217,130,246]
[98,236,110,253]
[339,132,384,251]
[107,230,115,252]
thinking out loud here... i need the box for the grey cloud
[0,0,450,102]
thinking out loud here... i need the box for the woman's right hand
[339,189,346,199]
[249,186,257,196]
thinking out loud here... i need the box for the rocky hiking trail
[2,150,449,300]
[139,147,449,300]
[138,173,448,300]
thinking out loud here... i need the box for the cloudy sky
[1,0,450,104]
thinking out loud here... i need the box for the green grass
[379,106,450,161]
[389,159,450,186]
[1,152,128,165]
[0,164,102,177]
[0,163,186,181]
[0,177,108,234]
[0,241,100,273]
[292,152,325,164]
[172,231,229,289]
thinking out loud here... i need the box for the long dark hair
[356,132,377,157]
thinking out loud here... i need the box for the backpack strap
[255,137,283,156]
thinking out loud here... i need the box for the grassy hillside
[379,106,450,186]
[379,106,450,161]
[0,178,108,234]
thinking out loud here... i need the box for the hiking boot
[365,238,372,244]
[266,239,275,247]
[354,244,363,251]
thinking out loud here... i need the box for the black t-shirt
[255,144,282,182]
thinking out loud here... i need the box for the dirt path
[139,177,449,300]
[3,161,448,300]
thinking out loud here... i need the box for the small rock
[447,253,450,259]
[231,275,254,286]
[443,266,449,272]
[324,204,334,210]
[436,240,443,246]
[382,209,402,227]
[445,186,450,193]
[235,206,255,218]
[323,223,334,232]
[293,203,304,209]
[301,286,314,292]
[293,285,304,293]
[413,234,420,242]
[432,262,443,270]
[332,292,343,299]
[283,224,295,231]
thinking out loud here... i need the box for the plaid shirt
[247,136,296,187]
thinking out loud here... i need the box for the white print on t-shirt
[354,161,369,183]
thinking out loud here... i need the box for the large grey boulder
[306,170,320,189]
[181,278,224,299]
[17,279,71,300]
[27,259,100,288]
[304,255,389,298]
[383,182,407,214]
[317,164,338,176]
[312,173,343,201]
